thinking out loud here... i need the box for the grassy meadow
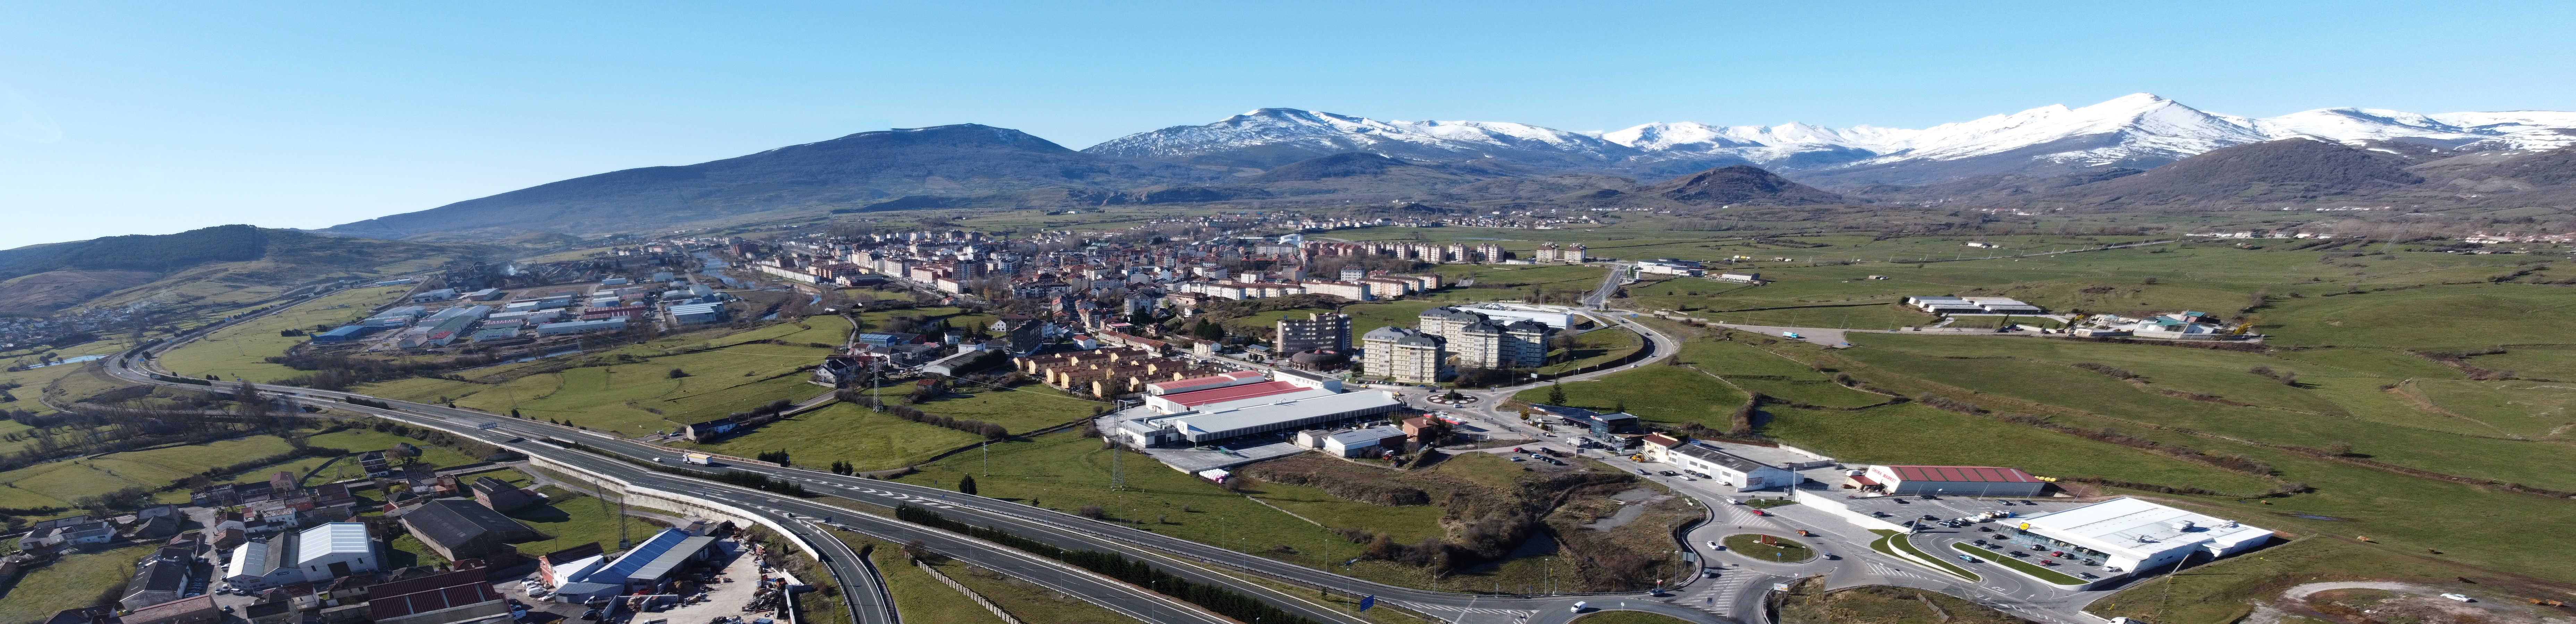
[156,285,412,382]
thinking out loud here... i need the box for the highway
[107,348,1737,623]
[1392,304,2119,624]
[103,354,1260,624]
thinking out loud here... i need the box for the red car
[1751,509,1768,516]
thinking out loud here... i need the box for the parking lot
[1825,495,2122,584]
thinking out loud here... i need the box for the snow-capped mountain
[1082,108,1634,168]
[1087,95,2576,186]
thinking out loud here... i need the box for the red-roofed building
[1862,465,2047,497]
[1145,370,1264,396]
[1142,380,1331,414]
[366,570,508,624]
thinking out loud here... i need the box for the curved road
[111,336,1718,623]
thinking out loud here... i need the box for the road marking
[1392,601,1528,616]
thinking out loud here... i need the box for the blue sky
[3,1,2571,249]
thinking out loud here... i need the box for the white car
[2441,593,2474,602]
[1571,601,1588,613]
[1708,540,1722,549]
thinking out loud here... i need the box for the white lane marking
[1391,601,1528,616]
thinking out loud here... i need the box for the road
[1390,305,2120,624]
[113,339,1716,623]
[116,293,2117,624]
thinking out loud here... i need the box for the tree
[957,475,977,496]
[1191,319,1225,341]
[1613,398,1627,414]
[1546,381,1567,405]
[385,444,416,465]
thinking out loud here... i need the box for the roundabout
[1723,533,1816,564]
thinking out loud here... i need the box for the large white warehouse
[2010,497,2272,576]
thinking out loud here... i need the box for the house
[1637,433,1686,462]
[469,477,537,513]
[120,557,195,609]
[122,595,222,624]
[536,543,605,586]
[366,570,510,624]
[400,499,538,563]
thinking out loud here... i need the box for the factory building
[1117,390,1403,448]
[2009,498,2273,576]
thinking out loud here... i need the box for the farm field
[882,430,1595,592]
[1511,366,1747,427]
[0,544,154,623]
[353,316,850,435]
[685,402,990,472]
[0,435,298,509]
[1835,334,2576,490]
[842,382,1102,434]
[0,426,476,510]
[156,285,412,382]
[1535,327,1642,376]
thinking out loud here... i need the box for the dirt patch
[1776,577,2034,624]
[2245,581,2575,624]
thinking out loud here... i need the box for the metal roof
[296,522,372,565]
[1160,381,1312,408]
[596,528,716,584]
[1883,465,2040,483]
[400,499,530,550]
[1670,442,1773,473]
[1323,426,1406,446]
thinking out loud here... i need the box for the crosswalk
[1688,574,1759,616]
[1867,561,1925,580]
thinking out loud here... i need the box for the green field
[0,436,298,508]
[1512,366,1747,427]
[879,430,1603,591]
[0,544,153,623]
[504,484,641,558]
[354,316,850,435]
[1535,327,1642,376]
[837,533,1009,624]
[157,286,413,382]
[686,402,990,471]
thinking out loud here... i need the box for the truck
[683,453,716,466]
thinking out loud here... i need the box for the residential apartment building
[1361,327,1443,383]
[1274,312,1351,355]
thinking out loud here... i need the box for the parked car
[1978,526,1994,532]
[2079,572,2098,579]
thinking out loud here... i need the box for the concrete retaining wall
[525,454,821,558]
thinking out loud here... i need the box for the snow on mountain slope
[1089,97,2576,183]
[1083,108,1631,166]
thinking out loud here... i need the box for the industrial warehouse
[1116,389,1403,448]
